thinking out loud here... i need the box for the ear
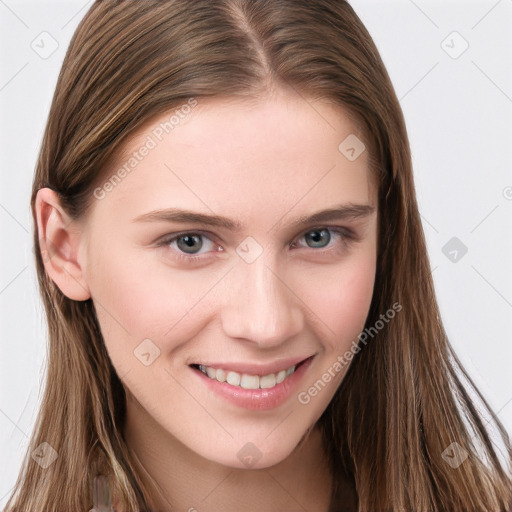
[35,187,91,301]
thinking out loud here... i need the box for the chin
[196,426,313,471]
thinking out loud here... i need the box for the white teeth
[259,373,276,389]
[196,363,298,389]
[226,371,241,386]
[276,370,286,384]
[240,374,260,389]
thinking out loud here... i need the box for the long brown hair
[5,1,511,511]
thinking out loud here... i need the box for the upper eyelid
[291,227,356,248]
[157,230,218,245]
[157,226,355,249]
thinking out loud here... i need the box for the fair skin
[36,88,378,511]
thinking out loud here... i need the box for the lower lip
[191,357,315,411]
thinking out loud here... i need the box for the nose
[219,253,304,348]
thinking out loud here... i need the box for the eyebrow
[132,203,376,231]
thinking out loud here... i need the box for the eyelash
[156,227,357,264]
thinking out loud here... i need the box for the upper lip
[189,355,314,376]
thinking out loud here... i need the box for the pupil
[177,235,202,254]
[306,229,330,248]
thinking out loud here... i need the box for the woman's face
[77,89,378,469]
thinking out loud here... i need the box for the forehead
[90,91,376,226]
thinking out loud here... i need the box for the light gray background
[1,0,511,505]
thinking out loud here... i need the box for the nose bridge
[220,250,303,346]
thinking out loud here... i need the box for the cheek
[297,253,376,347]
[86,242,224,355]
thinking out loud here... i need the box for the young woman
[4,1,511,511]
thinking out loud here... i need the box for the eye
[157,231,221,262]
[304,228,331,248]
[174,233,210,254]
[291,227,354,251]
[156,226,356,265]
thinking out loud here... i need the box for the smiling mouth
[190,356,312,391]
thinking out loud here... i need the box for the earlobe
[35,187,91,301]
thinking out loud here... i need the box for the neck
[121,391,333,512]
